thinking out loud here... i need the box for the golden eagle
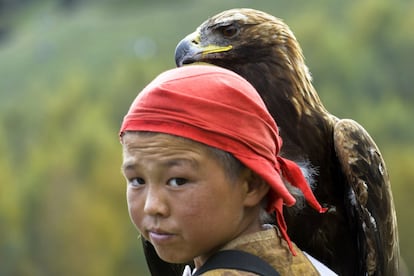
[142,8,400,276]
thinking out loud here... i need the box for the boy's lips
[147,228,175,243]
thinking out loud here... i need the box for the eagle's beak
[175,31,232,67]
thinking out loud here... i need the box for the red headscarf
[120,65,326,253]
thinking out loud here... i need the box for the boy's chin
[155,247,194,264]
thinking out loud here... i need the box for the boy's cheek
[126,200,142,231]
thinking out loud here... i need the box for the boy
[119,65,336,275]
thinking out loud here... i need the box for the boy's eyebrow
[164,158,199,169]
[121,161,135,173]
[121,158,199,173]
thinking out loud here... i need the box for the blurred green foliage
[0,0,413,275]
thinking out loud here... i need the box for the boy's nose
[143,185,169,217]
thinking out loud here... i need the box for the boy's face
[121,133,260,265]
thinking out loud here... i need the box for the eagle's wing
[141,238,187,276]
[333,119,399,275]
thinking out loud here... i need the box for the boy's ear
[241,170,270,207]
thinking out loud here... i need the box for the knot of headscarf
[119,65,326,254]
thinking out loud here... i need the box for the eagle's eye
[219,25,239,38]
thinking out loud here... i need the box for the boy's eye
[128,177,145,187]
[167,178,188,187]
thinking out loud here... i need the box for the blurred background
[0,0,413,275]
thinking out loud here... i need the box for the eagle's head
[175,8,326,117]
[175,9,292,66]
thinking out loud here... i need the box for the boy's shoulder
[219,226,322,276]
[194,226,321,276]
